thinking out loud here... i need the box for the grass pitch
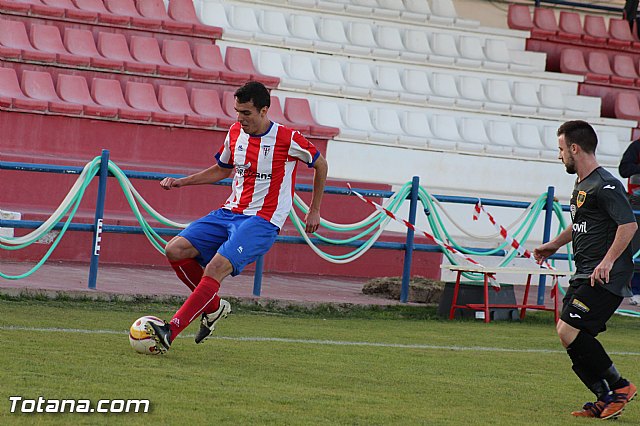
[0,295,639,425]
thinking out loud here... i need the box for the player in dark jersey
[534,120,637,419]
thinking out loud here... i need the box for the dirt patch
[362,277,445,304]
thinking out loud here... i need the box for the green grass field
[1,294,639,425]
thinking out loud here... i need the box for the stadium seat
[56,74,118,117]
[73,0,130,25]
[20,70,83,114]
[105,0,161,29]
[431,73,458,106]
[162,40,218,80]
[559,48,590,77]
[459,117,490,146]
[374,26,403,59]
[283,55,316,91]
[314,57,348,93]
[369,108,401,143]
[597,130,622,157]
[90,77,151,121]
[221,90,236,119]
[532,8,558,39]
[430,0,457,22]
[137,0,192,33]
[318,18,353,53]
[346,21,376,55]
[168,0,222,37]
[457,35,485,67]
[284,97,339,138]
[400,110,432,143]
[485,79,514,112]
[402,69,432,97]
[583,15,608,45]
[538,84,566,115]
[27,0,65,18]
[0,67,47,110]
[256,50,287,83]
[376,66,424,104]
[608,18,634,49]
[189,88,234,128]
[557,11,583,41]
[403,29,431,57]
[431,33,458,64]
[0,18,55,62]
[507,4,533,31]
[42,0,96,21]
[343,103,378,140]
[458,75,488,105]
[258,9,291,46]
[612,55,640,86]
[512,81,540,114]
[404,0,430,15]
[483,39,512,71]
[344,62,378,98]
[193,44,248,84]
[63,28,123,70]
[269,96,309,133]
[287,14,319,49]
[224,46,280,87]
[199,1,231,30]
[97,32,155,74]
[124,81,184,124]
[614,91,640,121]
[30,23,89,66]
[430,114,461,151]
[130,36,188,77]
[515,123,545,151]
[0,0,31,14]
[312,98,367,140]
[158,85,215,126]
[586,51,613,82]
[227,4,260,41]
[487,120,517,154]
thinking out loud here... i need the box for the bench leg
[520,274,533,320]
[449,272,462,320]
[483,273,490,323]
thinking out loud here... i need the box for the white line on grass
[2,325,639,356]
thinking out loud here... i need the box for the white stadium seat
[459,117,490,146]
[512,81,539,115]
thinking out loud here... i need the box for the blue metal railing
[1,151,564,303]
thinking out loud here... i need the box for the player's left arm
[591,181,638,285]
[305,154,328,233]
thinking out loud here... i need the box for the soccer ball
[129,316,165,355]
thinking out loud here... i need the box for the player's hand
[304,210,321,234]
[533,245,556,263]
[590,259,613,286]
[160,177,182,190]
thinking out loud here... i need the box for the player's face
[234,99,269,135]
[558,134,576,174]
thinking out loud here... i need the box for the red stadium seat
[583,15,608,45]
[614,91,640,121]
[130,35,188,77]
[532,8,558,39]
[162,39,218,80]
[0,18,55,62]
[190,88,235,128]
[64,28,123,70]
[0,0,32,13]
[557,11,583,41]
[221,90,236,118]
[586,51,613,83]
[0,67,47,110]
[506,4,533,31]
[90,77,150,121]
[56,73,118,117]
[559,48,589,75]
[224,46,280,87]
[28,0,65,17]
[20,70,83,114]
[136,0,192,33]
[97,32,155,74]
[124,81,184,124]
[193,43,248,84]
[105,0,161,28]
[167,0,222,37]
[158,85,215,126]
[284,97,339,138]
[269,96,309,133]
[612,55,639,86]
[41,0,97,21]
[30,23,89,66]
[73,0,130,25]
[608,18,635,48]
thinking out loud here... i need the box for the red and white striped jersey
[215,121,319,228]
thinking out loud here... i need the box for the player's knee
[204,255,233,280]
[165,237,196,262]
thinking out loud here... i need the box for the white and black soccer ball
[129,316,165,355]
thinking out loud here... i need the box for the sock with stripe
[169,258,203,292]
[168,276,221,341]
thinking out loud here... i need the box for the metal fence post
[253,255,264,296]
[88,150,110,290]
[538,185,555,305]
[400,176,420,303]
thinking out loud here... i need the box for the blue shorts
[178,208,279,276]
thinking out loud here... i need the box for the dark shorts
[561,281,623,336]
[178,208,279,276]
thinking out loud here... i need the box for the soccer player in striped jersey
[147,81,328,352]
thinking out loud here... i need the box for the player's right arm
[533,226,573,262]
[160,164,234,190]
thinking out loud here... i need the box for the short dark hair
[556,120,598,154]
[234,81,270,110]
